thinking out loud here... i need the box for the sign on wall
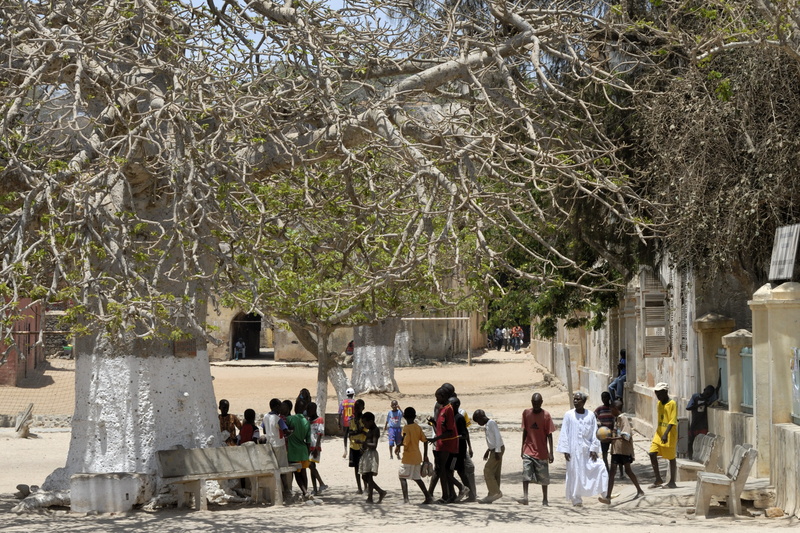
[769,224,800,281]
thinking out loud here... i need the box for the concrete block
[70,473,146,513]
[743,487,777,509]
[765,507,785,518]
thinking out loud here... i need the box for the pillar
[765,283,800,486]
[721,329,752,414]
[693,313,735,396]
[749,284,772,478]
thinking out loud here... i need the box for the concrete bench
[157,443,299,511]
[694,443,758,518]
[676,433,723,481]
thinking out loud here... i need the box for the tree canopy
[0,0,663,344]
[5,0,797,346]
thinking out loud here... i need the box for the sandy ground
[0,350,796,531]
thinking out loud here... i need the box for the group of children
[218,389,328,501]
[219,383,651,507]
[338,382,506,505]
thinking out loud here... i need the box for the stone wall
[0,414,72,428]
[43,312,70,358]
[774,423,800,517]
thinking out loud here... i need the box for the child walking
[348,399,367,494]
[306,402,328,494]
[473,409,504,504]
[599,399,645,504]
[360,411,387,503]
[519,392,555,506]
[398,406,433,504]
[384,400,404,459]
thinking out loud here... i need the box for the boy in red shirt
[520,392,555,506]
[428,386,459,503]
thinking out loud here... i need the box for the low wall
[579,365,612,405]
[774,423,800,518]
[707,408,756,474]
[530,339,552,372]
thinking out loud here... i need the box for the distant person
[345,340,354,355]
[608,350,626,401]
[398,406,433,504]
[599,399,644,504]
[519,392,555,506]
[649,382,678,489]
[237,408,260,444]
[686,375,721,457]
[384,400,404,460]
[557,392,608,506]
[218,399,242,446]
[494,327,504,351]
[360,411,387,503]
[512,326,524,351]
[339,387,356,457]
[233,337,245,360]
[594,391,614,471]
[503,327,511,352]
[473,409,504,504]
[306,402,328,494]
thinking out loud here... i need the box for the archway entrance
[229,312,265,360]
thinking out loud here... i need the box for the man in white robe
[557,391,609,506]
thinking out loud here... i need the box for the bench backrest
[158,442,279,478]
[691,434,709,463]
[704,433,724,472]
[726,444,757,492]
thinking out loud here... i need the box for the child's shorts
[611,454,634,465]
[309,449,321,463]
[649,441,676,460]
[388,427,403,446]
[295,460,311,471]
[398,463,422,480]
[349,448,362,468]
[521,455,550,485]
[434,451,458,471]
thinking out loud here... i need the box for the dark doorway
[230,312,263,360]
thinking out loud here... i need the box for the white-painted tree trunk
[393,320,413,367]
[352,321,399,394]
[42,333,219,498]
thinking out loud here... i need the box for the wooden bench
[694,443,758,518]
[676,433,723,481]
[157,443,299,511]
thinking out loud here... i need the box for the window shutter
[641,271,669,357]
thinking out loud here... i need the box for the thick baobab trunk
[42,332,219,499]
[352,320,399,393]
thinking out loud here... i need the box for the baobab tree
[0,0,672,496]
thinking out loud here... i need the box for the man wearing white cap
[648,382,678,488]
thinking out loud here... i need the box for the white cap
[654,382,669,392]
[346,387,355,396]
